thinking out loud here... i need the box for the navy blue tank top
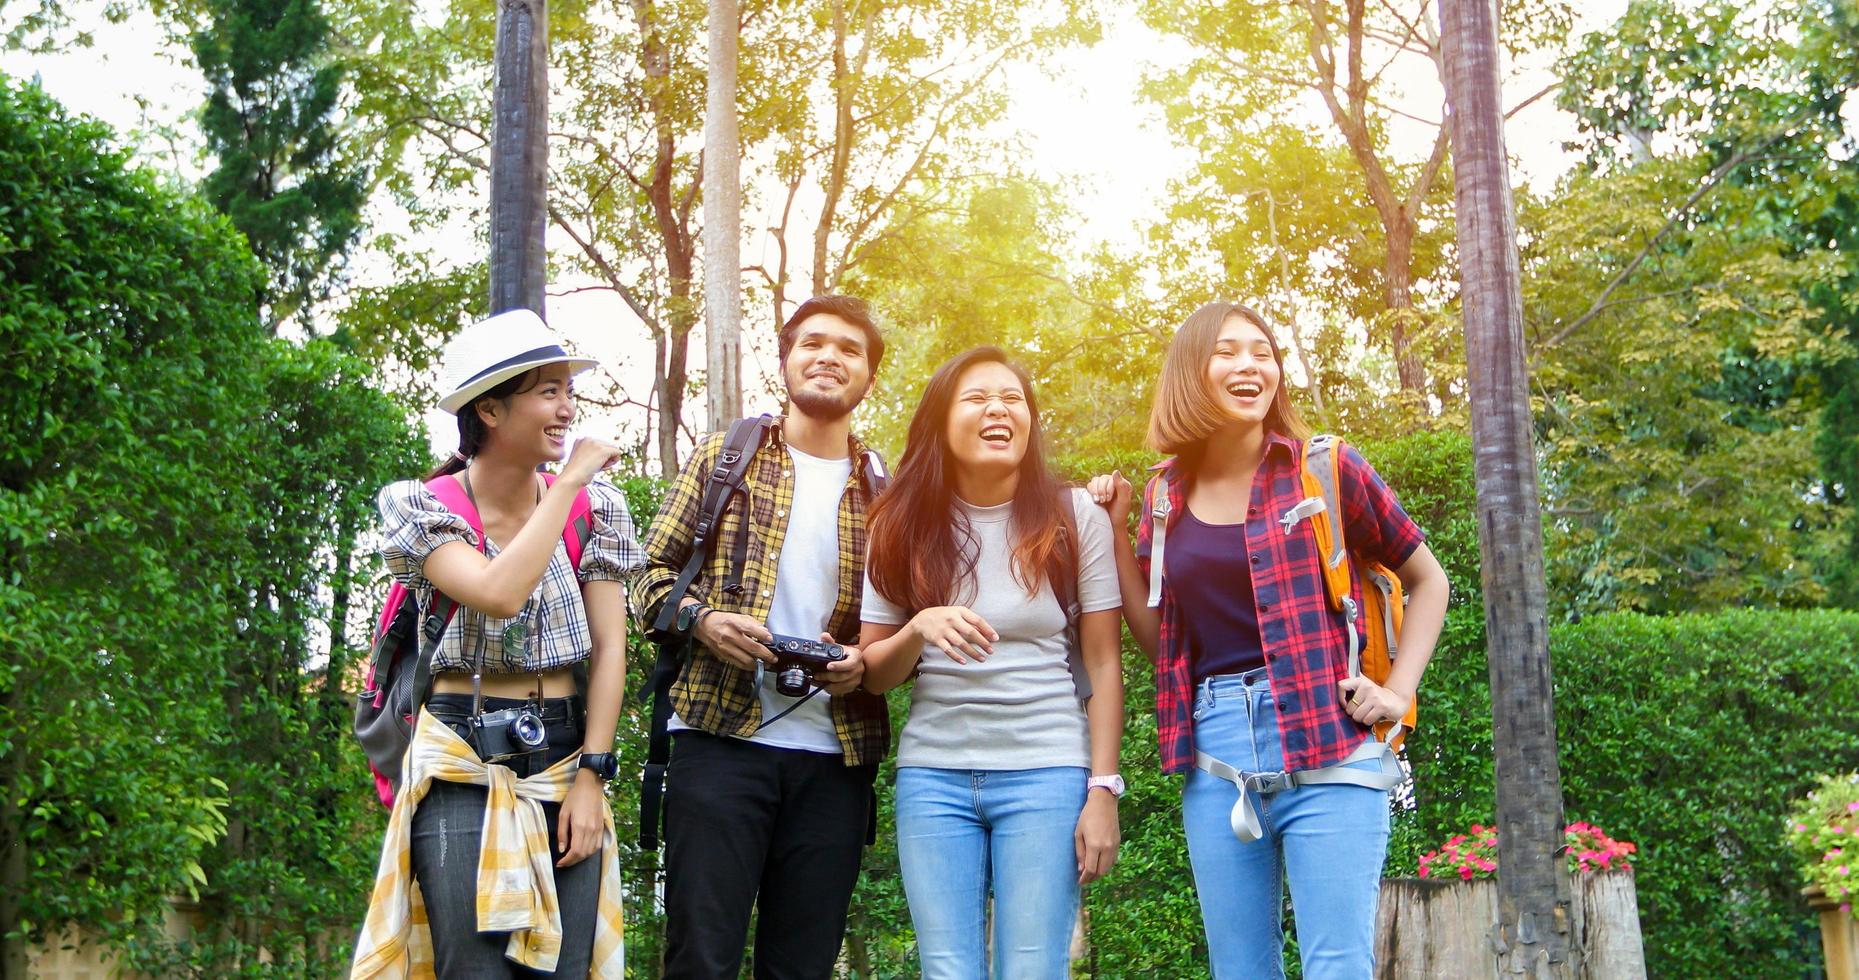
[1169,506,1266,680]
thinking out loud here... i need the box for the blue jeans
[894,766,1087,980]
[1182,669,1390,980]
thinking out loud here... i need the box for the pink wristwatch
[1087,774,1126,798]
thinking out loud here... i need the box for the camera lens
[510,710,547,748]
[775,666,810,698]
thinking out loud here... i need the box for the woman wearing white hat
[354,309,641,977]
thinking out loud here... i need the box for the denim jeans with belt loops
[410,693,601,978]
[895,765,1088,980]
[1181,668,1390,980]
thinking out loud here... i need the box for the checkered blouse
[377,477,646,674]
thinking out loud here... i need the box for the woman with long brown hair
[1088,302,1449,979]
[858,346,1124,980]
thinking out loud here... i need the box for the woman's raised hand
[1087,471,1133,527]
[562,435,624,486]
[909,606,998,664]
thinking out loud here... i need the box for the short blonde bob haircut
[1147,301,1310,455]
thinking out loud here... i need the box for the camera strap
[461,469,548,744]
[753,676,822,731]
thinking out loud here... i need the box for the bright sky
[3,1,1613,457]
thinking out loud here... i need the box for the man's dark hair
[778,295,885,373]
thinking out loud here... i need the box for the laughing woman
[858,346,1125,980]
[352,310,640,978]
[1087,302,1449,979]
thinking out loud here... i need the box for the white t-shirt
[666,446,852,752]
[745,445,854,752]
[860,488,1122,770]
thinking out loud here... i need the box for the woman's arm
[557,578,628,866]
[1087,473,1159,660]
[1339,541,1449,725]
[856,621,914,694]
[859,606,1000,694]
[423,439,622,618]
[1075,607,1123,883]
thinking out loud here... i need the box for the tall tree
[192,0,366,332]
[1439,0,1574,974]
[489,0,548,315]
[703,0,743,427]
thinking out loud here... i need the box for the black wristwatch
[578,752,618,782]
[675,601,711,636]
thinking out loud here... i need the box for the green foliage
[1548,0,1859,613]
[0,76,422,973]
[192,0,367,332]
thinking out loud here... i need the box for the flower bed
[1417,821,1637,881]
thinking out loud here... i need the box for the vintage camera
[469,705,549,761]
[757,634,848,697]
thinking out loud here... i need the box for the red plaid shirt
[1137,432,1426,775]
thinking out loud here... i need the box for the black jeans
[662,730,877,980]
[410,694,601,978]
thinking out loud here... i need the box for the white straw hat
[436,309,599,415]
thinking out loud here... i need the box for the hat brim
[438,354,600,415]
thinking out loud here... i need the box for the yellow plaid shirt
[630,420,890,765]
[350,710,624,978]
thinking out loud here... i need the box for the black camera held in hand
[757,634,848,697]
[470,704,548,761]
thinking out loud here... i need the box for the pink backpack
[353,472,593,807]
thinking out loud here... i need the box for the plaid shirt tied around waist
[350,710,624,978]
[1137,432,1425,775]
[630,420,890,766]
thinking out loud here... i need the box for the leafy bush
[0,76,422,975]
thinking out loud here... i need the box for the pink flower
[1460,866,1474,881]
[1797,823,1811,832]
[1846,801,1859,813]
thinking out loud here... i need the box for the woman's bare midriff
[430,667,580,699]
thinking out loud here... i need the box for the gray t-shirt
[860,488,1122,770]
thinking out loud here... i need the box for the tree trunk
[1382,227,1427,393]
[1439,0,1577,976]
[632,0,699,473]
[812,0,855,292]
[703,0,743,428]
[489,0,549,316]
[1,763,26,979]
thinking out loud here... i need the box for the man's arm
[629,433,721,631]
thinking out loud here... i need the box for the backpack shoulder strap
[409,473,491,710]
[425,473,485,543]
[1298,435,1353,611]
[638,415,775,850]
[1144,471,1173,609]
[646,416,772,637]
[861,447,889,495]
[1056,488,1091,700]
[541,471,596,576]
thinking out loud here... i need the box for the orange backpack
[1295,434,1415,748]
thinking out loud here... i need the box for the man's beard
[788,374,865,421]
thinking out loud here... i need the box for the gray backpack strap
[1302,434,1348,571]
[1145,474,1171,608]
